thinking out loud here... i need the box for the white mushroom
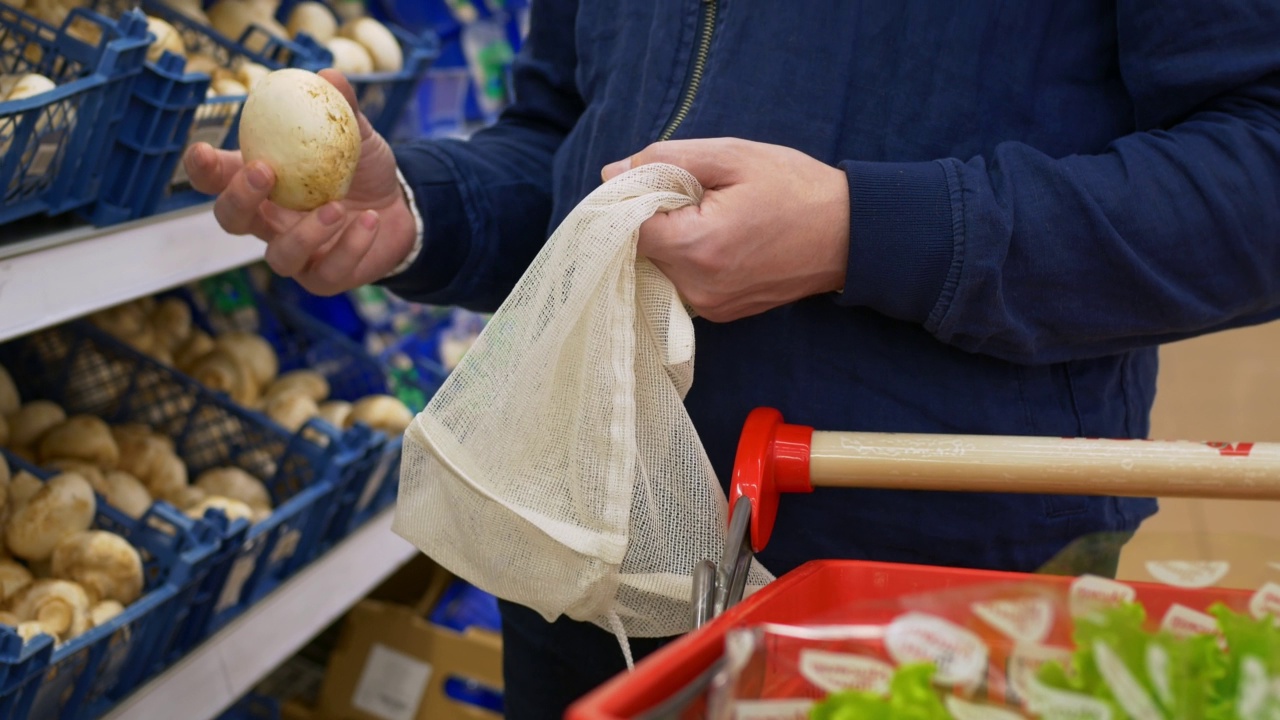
[237,69,361,211]
[346,395,414,435]
[89,599,124,627]
[286,1,337,42]
[51,531,144,605]
[7,400,67,451]
[101,471,153,519]
[193,467,271,513]
[38,415,119,469]
[324,36,373,75]
[145,15,187,63]
[213,331,278,391]
[0,559,33,601]
[339,17,402,73]
[6,473,97,562]
[6,579,91,643]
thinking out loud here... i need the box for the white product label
[1024,675,1113,720]
[1160,604,1218,637]
[1093,641,1162,720]
[1249,579,1280,620]
[1069,575,1136,617]
[972,597,1055,644]
[1007,644,1074,706]
[732,700,813,720]
[171,122,233,185]
[798,650,893,695]
[885,612,988,688]
[268,528,303,565]
[945,695,1026,720]
[356,451,396,512]
[352,644,433,720]
[1250,583,1280,621]
[1145,560,1230,588]
[1146,644,1172,707]
[29,137,59,177]
[215,554,258,612]
[1238,656,1271,720]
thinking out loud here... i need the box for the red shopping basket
[569,407,1280,719]
[568,560,1258,719]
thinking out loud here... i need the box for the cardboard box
[315,558,503,720]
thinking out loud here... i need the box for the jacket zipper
[658,0,718,141]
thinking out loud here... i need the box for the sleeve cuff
[834,160,959,327]
[377,143,475,301]
[385,167,425,278]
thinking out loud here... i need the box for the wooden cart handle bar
[729,408,1280,553]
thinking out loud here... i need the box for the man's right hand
[184,69,419,296]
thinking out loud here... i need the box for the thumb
[318,69,375,141]
[601,139,740,188]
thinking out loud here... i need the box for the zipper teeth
[658,0,717,141]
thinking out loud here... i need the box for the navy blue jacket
[384,1,1280,577]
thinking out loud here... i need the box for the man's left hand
[602,138,850,322]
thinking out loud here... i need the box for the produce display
[0,359,279,524]
[86,295,413,438]
[0,452,144,648]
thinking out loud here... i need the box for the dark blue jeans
[498,599,676,720]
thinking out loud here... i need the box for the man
[186,2,1280,716]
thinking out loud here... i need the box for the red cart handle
[729,408,1280,553]
[728,408,815,554]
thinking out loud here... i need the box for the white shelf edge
[103,508,417,720]
[0,209,264,343]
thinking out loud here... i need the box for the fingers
[635,206,698,263]
[318,68,375,141]
[262,202,348,277]
[212,161,277,236]
[300,210,381,294]
[185,143,244,195]
[601,138,743,187]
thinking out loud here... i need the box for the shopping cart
[568,407,1280,719]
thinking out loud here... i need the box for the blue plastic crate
[0,320,347,649]
[85,0,331,225]
[185,278,443,546]
[0,6,149,226]
[0,451,221,720]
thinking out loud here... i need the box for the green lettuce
[809,664,950,720]
[808,603,1280,719]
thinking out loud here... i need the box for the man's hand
[602,138,850,322]
[184,69,418,296]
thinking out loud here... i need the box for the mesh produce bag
[394,164,773,656]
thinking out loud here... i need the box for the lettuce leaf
[809,664,951,720]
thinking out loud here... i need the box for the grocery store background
[0,0,1276,718]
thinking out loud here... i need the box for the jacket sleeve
[379,0,582,311]
[834,0,1280,365]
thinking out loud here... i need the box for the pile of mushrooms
[88,298,414,437]
[0,451,142,647]
[0,362,277,524]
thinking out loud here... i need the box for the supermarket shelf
[103,508,417,720]
[0,207,263,343]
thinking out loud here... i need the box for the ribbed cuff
[835,160,957,326]
[377,143,472,300]
[385,167,425,277]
